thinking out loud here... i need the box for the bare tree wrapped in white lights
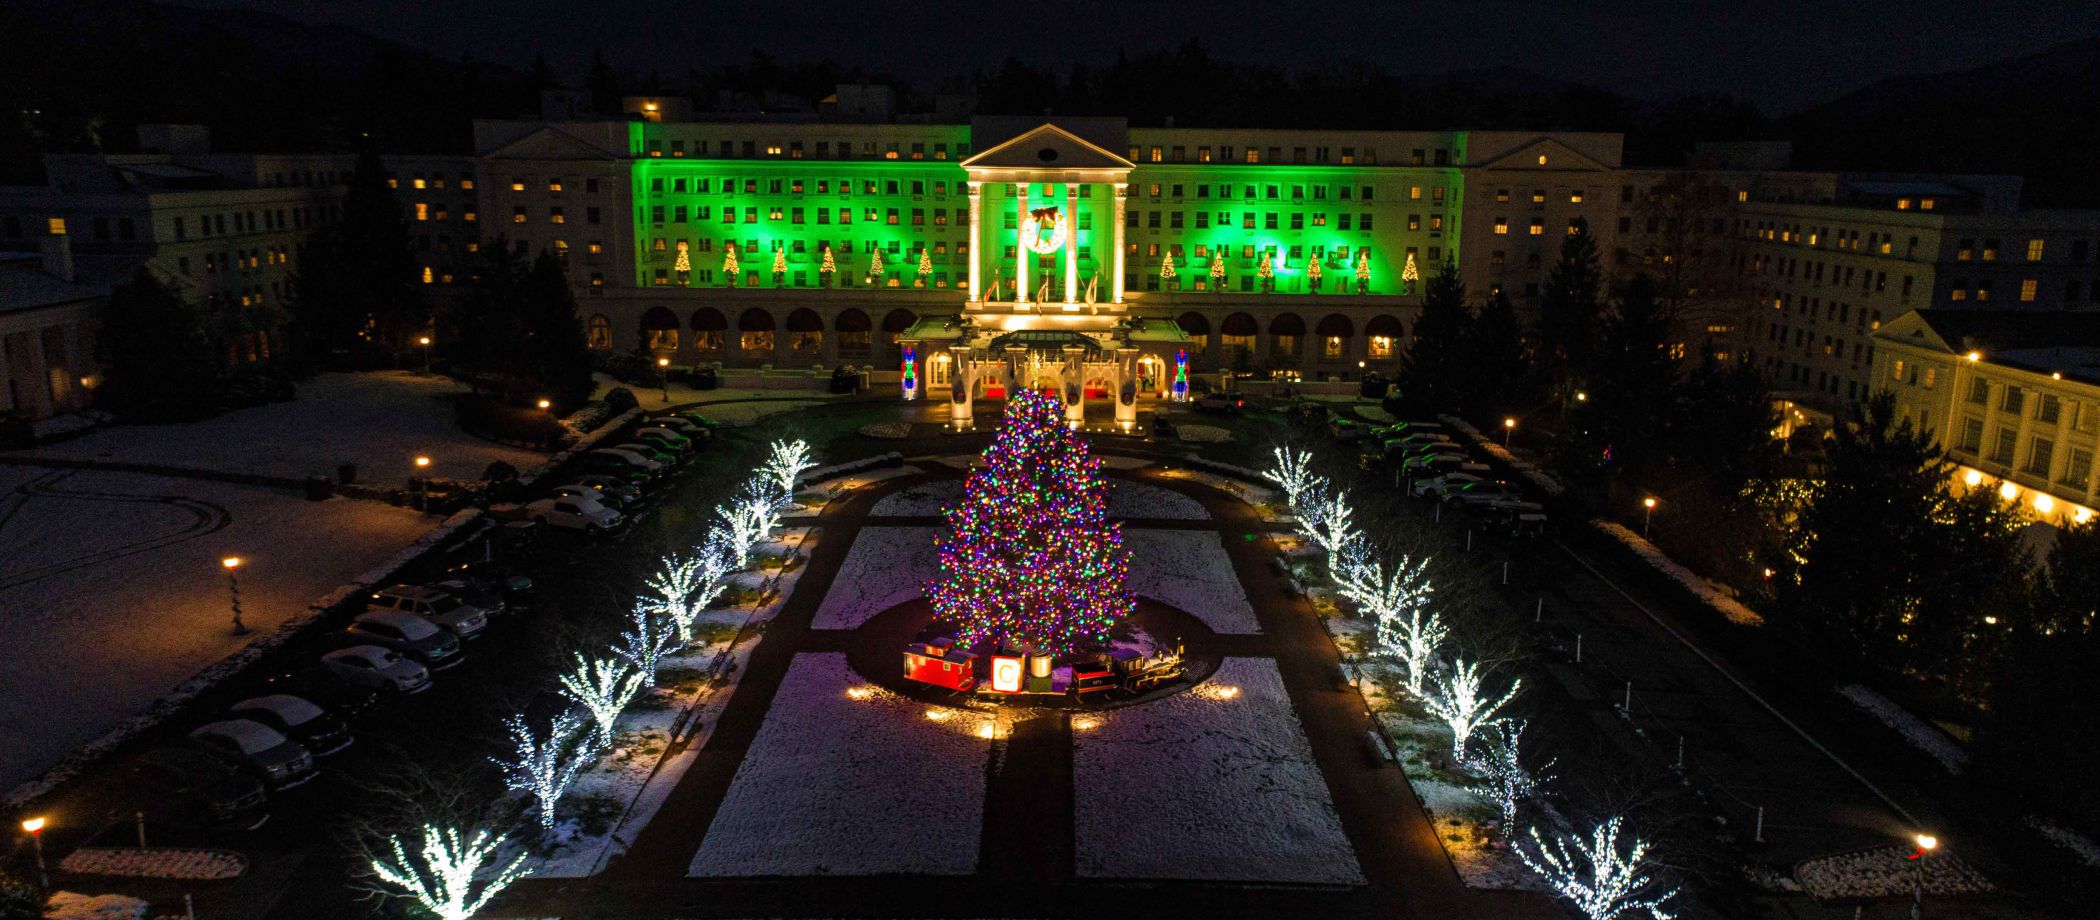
[1475,719,1554,827]
[762,438,818,507]
[494,711,589,831]
[1263,445,1321,514]
[613,603,678,687]
[369,825,529,920]
[1517,817,1678,920]
[642,553,706,643]
[1302,484,1360,566]
[1425,657,1522,762]
[558,653,643,749]
[1386,606,1449,697]
[715,483,777,572]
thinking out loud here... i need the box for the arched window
[786,308,824,358]
[640,307,680,353]
[690,308,727,352]
[836,308,872,357]
[738,308,775,355]
[587,314,612,350]
[1176,311,1211,353]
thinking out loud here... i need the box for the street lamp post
[657,357,672,404]
[1502,416,1516,449]
[221,556,247,635]
[22,817,47,889]
[418,335,432,374]
[1911,833,1938,918]
[1643,497,1658,537]
[537,398,551,411]
[414,455,431,512]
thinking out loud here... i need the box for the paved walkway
[487,451,1564,919]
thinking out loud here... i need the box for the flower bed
[1794,845,1992,900]
[58,847,246,880]
[1175,423,1233,443]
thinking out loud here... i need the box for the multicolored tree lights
[928,391,1133,655]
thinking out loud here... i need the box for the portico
[960,124,1134,312]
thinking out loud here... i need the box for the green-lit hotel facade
[466,114,1630,404]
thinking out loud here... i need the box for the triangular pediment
[961,124,1134,171]
[483,126,621,161]
[1476,137,1612,172]
[1873,310,1955,353]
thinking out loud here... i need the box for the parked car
[189,720,317,790]
[1370,420,1447,440]
[260,667,377,720]
[674,411,723,430]
[1329,417,1362,442]
[1380,432,1455,454]
[583,447,662,477]
[366,585,490,640]
[429,576,515,616]
[651,416,711,440]
[1412,472,1485,498]
[1443,480,1525,508]
[525,495,623,532]
[346,611,463,670]
[573,474,643,506]
[612,441,679,467]
[1194,391,1244,414]
[229,695,353,756]
[131,747,269,831]
[635,426,693,452]
[320,646,431,694]
[1400,450,1470,475]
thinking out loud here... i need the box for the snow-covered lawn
[1155,467,1286,521]
[869,480,960,516]
[0,469,429,796]
[1594,521,1764,627]
[1095,455,1153,470]
[22,371,544,483]
[690,653,990,876]
[1837,684,1968,773]
[1794,845,1993,899]
[810,526,940,630]
[1124,529,1260,634]
[869,478,1207,521]
[1106,480,1209,520]
[1072,657,1360,884]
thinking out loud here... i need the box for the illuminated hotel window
[412,177,426,189]
[1493,218,1508,235]
[511,179,525,192]
[1570,191,1584,203]
[1495,189,1510,203]
[1244,148,1260,163]
[47,218,66,235]
[1529,219,1544,235]
[414,203,428,221]
[548,178,563,192]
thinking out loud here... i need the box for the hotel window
[414,203,429,221]
[1245,148,1260,163]
[2064,447,2094,487]
[1531,189,1546,204]
[1977,280,1993,301]
[460,177,474,190]
[1361,214,1374,230]
[511,179,526,192]
[2020,279,2038,302]
[1991,427,2017,463]
[548,178,564,192]
[1149,146,1163,162]
[1968,377,1991,405]
[1369,335,1392,357]
[1494,217,1509,235]
[1529,219,1544,236]
[2028,437,2056,476]
[2003,385,2026,415]
[1950,282,1968,302]
[1490,250,1505,267]
[1495,188,1510,203]
[2027,239,2046,261]
[1957,239,1974,261]
[1198,147,1213,163]
[1407,214,1420,231]
[1982,239,2000,261]
[1958,418,1985,451]
[2039,394,2062,424]
[512,207,527,224]
[587,241,604,255]
[1569,191,1584,203]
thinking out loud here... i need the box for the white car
[229,694,353,756]
[1412,472,1484,498]
[321,645,431,694]
[552,483,626,511]
[526,495,623,532]
[190,719,317,790]
[587,447,663,475]
[366,585,489,639]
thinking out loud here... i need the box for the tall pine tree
[1395,260,1469,414]
[1587,274,1677,478]
[929,391,1134,655]
[1460,290,1527,421]
[519,251,596,407]
[1534,218,1603,406]
[95,270,221,421]
[290,150,422,362]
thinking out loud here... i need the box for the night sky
[180,0,2095,114]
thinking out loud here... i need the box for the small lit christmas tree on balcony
[819,244,836,286]
[721,243,740,287]
[929,391,1133,655]
[867,247,886,286]
[1307,253,1323,292]
[673,240,691,285]
[1208,251,1226,293]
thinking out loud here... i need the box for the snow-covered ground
[690,653,991,876]
[1837,684,1968,773]
[1156,467,1286,521]
[1072,657,1360,884]
[869,478,1207,521]
[809,526,941,630]
[21,371,544,484]
[1594,521,1764,627]
[0,468,429,794]
[1124,529,1260,634]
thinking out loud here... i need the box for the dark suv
[132,747,270,831]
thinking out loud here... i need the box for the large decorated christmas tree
[929,391,1133,655]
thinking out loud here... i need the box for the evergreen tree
[441,242,527,392]
[585,48,617,115]
[338,150,424,358]
[1981,520,2100,825]
[95,270,221,421]
[1535,218,1604,405]
[1670,348,1774,497]
[1460,290,1527,420]
[930,391,1134,655]
[1395,260,1469,413]
[1587,275,1677,477]
[1780,393,1954,659]
[518,251,595,407]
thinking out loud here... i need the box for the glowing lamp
[1962,469,1984,487]
[1503,417,1516,429]
[537,398,551,410]
[418,336,431,346]
[2035,494,2055,514]
[2076,507,2095,524]
[414,455,431,469]
[658,357,670,368]
[990,655,1023,693]
[20,817,44,834]
[221,556,241,570]
[1965,351,1981,362]
[1915,834,1938,852]
[1643,497,1657,509]
[1576,391,1589,402]
[1998,481,2019,501]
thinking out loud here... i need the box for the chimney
[40,232,75,283]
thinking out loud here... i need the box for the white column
[1015,182,1030,306]
[967,182,983,303]
[1112,183,1128,304]
[1063,183,1079,309]
[948,344,974,428]
[1114,346,1139,430]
